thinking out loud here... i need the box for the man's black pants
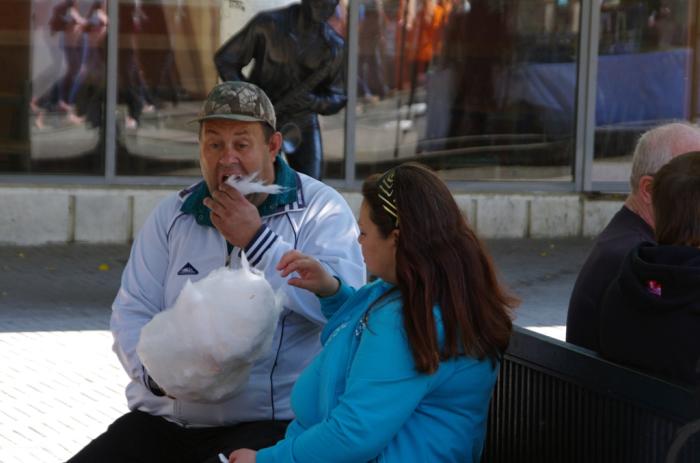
[67,410,289,463]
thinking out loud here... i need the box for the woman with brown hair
[227,162,516,463]
[600,151,700,386]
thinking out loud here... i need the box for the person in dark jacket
[599,151,700,385]
[214,0,346,180]
[566,122,700,352]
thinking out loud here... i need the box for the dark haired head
[362,163,516,373]
[652,151,700,247]
[302,0,339,23]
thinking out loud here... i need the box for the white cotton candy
[136,255,284,403]
[225,173,285,196]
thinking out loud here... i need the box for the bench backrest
[482,327,700,463]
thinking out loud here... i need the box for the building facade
[0,0,696,243]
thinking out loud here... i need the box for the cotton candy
[136,255,283,403]
[225,173,285,196]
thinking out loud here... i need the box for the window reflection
[116,0,218,176]
[117,0,349,180]
[593,0,694,183]
[355,0,579,181]
[321,0,349,179]
[0,0,105,175]
[12,0,692,185]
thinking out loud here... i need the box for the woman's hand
[277,250,340,297]
[229,448,256,463]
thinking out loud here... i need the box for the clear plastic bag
[136,255,283,402]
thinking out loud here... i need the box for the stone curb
[0,186,624,244]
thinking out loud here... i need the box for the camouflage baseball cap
[193,81,276,129]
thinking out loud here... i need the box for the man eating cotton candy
[67,81,365,463]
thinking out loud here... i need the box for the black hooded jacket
[600,242,700,386]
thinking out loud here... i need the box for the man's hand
[277,250,340,297]
[229,448,256,463]
[204,183,262,248]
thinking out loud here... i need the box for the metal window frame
[341,0,359,188]
[574,0,601,193]
[326,178,579,193]
[105,0,119,181]
[0,0,632,194]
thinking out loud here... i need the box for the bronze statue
[215,0,346,179]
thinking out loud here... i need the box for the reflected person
[32,0,85,127]
[51,0,85,114]
[71,0,109,128]
[215,0,347,180]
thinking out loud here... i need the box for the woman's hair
[362,163,516,374]
[652,151,700,247]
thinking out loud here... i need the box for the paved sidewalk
[0,245,129,463]
[0,239,593,462]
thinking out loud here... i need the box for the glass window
[117,0,349,181]
[592,0,694,183]
[116,0,218,176]
[354,0,581,181]
[0,0,106,175]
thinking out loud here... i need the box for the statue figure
[215,0,346,179]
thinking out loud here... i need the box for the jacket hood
[618,242,700,312]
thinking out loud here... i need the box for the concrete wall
[0,186,625,245]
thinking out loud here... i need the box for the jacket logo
[646,279,662,296]
[177,263,199,276]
